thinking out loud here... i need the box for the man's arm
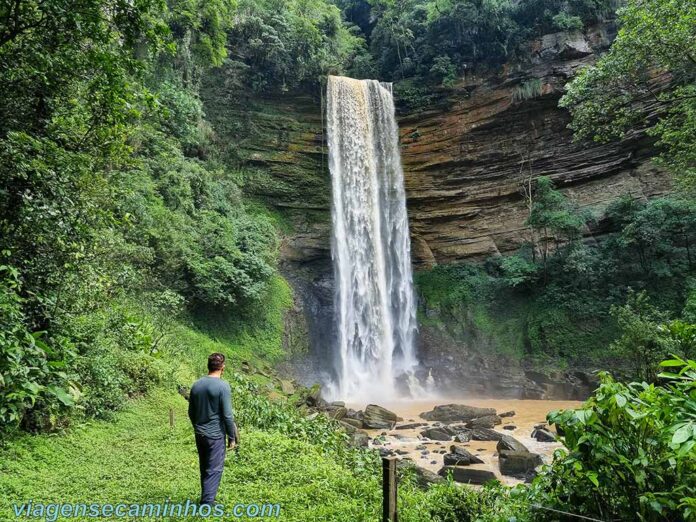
[221,383,237,445]
[188,390,195,425]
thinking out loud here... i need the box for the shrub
[530,356,696,520]
[512,78,543,102]
[0,266,78,436]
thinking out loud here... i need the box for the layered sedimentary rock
[204,25,671,272]
[399,25,671,268]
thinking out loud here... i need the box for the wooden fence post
[382,456,397,522]
[169,407,174,428]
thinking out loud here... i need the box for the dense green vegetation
[560,0,696,188]
[527,356,696,520]
[338,0,617,84]
[416,183,696,373]
[227,0,372,92]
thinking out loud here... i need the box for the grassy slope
[0,268,525,522]
[0,282,418,522]
[0,388,383,521]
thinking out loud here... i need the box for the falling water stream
[324,77,579,481]
[326,75,419,401]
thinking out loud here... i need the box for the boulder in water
[454,429,473,443]
[465,415,502,429]
[532,427,556,442]
[438,466,497,485]
[499,410,516,418]
[499,450,542,478]
[395,422,428,430]
[341,417,363,429]
[471,428,504,441]
[420,404,497,422]
[363,404,398,429]
[345,408,363,420]
[443,447,483,466]
[339,420,358,433]
[420,426,456,441]
[497,434,529,453]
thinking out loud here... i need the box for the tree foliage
[0,0,284,434]
[336,0,616,84]
[418,194,696,366]
[531,356,696,520]
[560,0,696,187]
[224,0,370,92]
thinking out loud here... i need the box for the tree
[560,0,696,188]
[610,291,670,382]
[525,177,585,283]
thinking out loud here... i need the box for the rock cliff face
[399,24,671,268]
[201,25,672,398]
[204,25,671,271]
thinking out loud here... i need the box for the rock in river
[395,422,428,430]
[454,429,472,443]
[363,404,398,429]
[497,434,529,453]
[341,417,363,429]
[498,450,542,478]
[471,428,504,441]
[443,447,483,466]
[420,426,456,441]
[465,415,502,429]
[532,427,556,442]
[438,466,497,485]
[420,404,497,422]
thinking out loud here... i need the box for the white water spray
[326,75,419,401]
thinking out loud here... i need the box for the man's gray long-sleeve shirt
[188,376,235,440]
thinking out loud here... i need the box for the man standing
[188,353,238,505]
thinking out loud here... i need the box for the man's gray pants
[195,434,226,504]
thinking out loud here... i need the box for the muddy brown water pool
[346,398,582,485]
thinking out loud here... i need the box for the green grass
[187,275,294,367]
[0,389,384,521]
[0,266,533,522]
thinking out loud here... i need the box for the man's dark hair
[208,353,225,372]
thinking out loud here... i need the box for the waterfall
[326,75,418,401]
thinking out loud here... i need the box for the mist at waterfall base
[324,75,435,403]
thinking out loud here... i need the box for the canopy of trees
[0,0,307,434]
[560,0,696,189]
[337,0,618,83]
